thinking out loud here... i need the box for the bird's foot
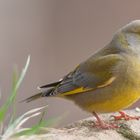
[92,111,118,129]
[112,111,140,121]
[94,121,119,129]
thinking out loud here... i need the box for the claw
[112,111,140,121]
[94,121,119,129]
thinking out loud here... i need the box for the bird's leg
[92,112,118,129]
[112,111,140,121]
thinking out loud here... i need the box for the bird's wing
[54,54,123,96]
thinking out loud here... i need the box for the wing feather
[55,54,123,96]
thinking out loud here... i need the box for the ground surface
[9,110,140,140]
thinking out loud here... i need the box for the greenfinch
[25,20,140,129]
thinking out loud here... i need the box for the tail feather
[22,92,43,102]
[40,81,61,89]
[22,81,61,103]
[22,88,54,103]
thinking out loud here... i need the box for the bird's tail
[21,88,54,103]
[22,92,43,102]
[22,80,62,103]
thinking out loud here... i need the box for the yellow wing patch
[58,76,116,96]
[97,76,116,88]
[59,87,92,96]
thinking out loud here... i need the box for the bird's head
[121,20,140,34]
[113,20,140,52]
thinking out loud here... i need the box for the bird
[24,20,140,129]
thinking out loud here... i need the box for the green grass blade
[14,121,47,136]
[14,118,58,136]
[10,55,30,102]
[2,106,47,139]
[0,56,30,123]
[8,69,19,125]
[14,112,66,137]
[14,55,30,92]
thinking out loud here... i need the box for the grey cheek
[126,34,140,47]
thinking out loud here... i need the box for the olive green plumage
[25,20,140,114]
